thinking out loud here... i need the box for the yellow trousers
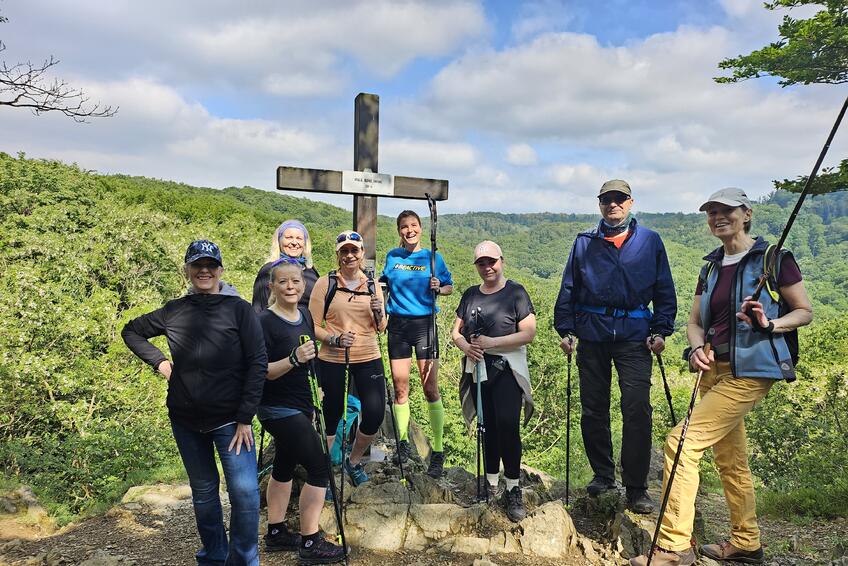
[657,361,773,552]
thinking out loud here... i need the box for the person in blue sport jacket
[554,179,677,514]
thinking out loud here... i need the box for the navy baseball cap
[184,240,223,267]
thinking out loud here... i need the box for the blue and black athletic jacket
[554,217,677,343]
[698,237,797,381]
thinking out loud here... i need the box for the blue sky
[1,0,844,216]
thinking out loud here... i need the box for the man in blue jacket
[554,179,677,514]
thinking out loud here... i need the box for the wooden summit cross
[276,93,448,272]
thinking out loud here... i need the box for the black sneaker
[392,439,411,464]
[626,488,655,514]
[264,523,301,552]
[426,451,445,478]
[504,486,526,523]
[586,476,617,497]
[299,536,346,565]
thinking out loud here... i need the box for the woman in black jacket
[122,240,267,566]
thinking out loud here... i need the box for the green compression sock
[428,399,445,452]
[394,401,410,442]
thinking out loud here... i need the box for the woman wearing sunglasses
[308,230,387,486]
[252,219,319,313]
[380,210,453,477]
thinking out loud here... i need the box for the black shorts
[387,315,438,360]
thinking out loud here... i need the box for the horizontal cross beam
[277,166,448,201]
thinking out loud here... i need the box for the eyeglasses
[599,193,631,206]
[336,232,363,244]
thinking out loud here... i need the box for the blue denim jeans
[170,420,260,566]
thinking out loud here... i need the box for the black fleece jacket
[122,293,267,432]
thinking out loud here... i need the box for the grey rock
[79,550,122,566]
[472,557,498,566]
[0,496,17,514]
[518,501,577,558]
[610,511,653,558]
[121,484,192,510]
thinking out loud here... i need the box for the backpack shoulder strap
[699,262,715,293]
[763,244,783,303]
[323,271,338,320]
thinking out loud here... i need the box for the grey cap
[698,188,753,211]
[599,179,631,197]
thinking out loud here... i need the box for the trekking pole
[425,193,439,363]
[647,335,713,566]
[368,274,409,490]
[565,349,572,507]
[256,425,273,480]
[651,337,678,426]
[339,345,351,507]
[751,94,848,306]
[301,335,349,563]
[471,307,488,504]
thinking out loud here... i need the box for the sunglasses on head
[599,193,630,206]
[336,232,363,244]
[270,257,303,268]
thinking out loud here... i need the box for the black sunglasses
[599,193,631,206]
[336,232,363,244]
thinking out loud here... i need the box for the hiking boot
[700,541,764,564]
[626,488,655,514]
[586,476,617,497]
[299,536,346,565]
[343,457,369,487]
[503,486,526,523]
[392,439,411,464]
[426,451,445,478]
[629,546,696,566]
[264,523,301,552]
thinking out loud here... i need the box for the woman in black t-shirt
[451,240,536,523]
[256,259,344,564]
[252,219,320,313]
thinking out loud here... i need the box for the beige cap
[335,230,365,251]
[698,188,753,211]
[473,240,503,262]
[598,179,632,197]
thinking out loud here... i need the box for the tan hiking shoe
[700,541,764,564]
[629,546,695,566]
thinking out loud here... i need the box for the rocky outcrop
[316,462,584,560]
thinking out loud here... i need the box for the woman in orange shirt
[309,230,387,486]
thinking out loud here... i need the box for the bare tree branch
[0,8,117,122]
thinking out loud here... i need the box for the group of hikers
[121,179,813,566]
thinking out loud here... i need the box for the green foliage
[1,152,846,520]
[716,0,848,86]
[775,158,848,195]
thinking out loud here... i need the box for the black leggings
[469,358,523,479]
[262,412,329,488]
[320,358,386,436]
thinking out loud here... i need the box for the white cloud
[506,143,538,166]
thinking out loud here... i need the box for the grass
[758,481,848,520]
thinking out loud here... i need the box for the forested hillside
[1,153,846,523]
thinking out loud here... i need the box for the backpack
[329,394,361,465]
[699,244,799,364]
[323,270,377,320]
